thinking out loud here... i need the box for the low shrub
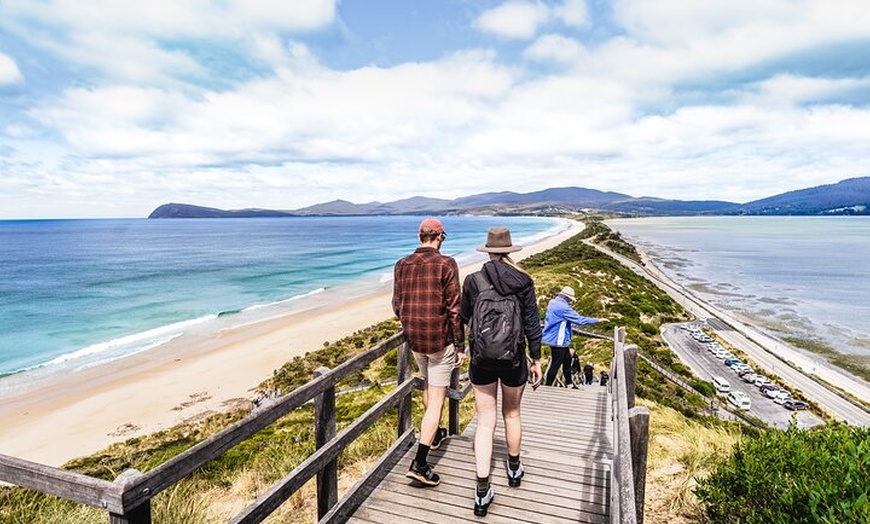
[695,422,870,523]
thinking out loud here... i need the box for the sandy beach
[0,220,583,467]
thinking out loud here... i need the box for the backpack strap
[472,270,492,293]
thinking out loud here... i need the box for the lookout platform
[348,385,613,523]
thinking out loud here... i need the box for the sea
[606,216,870,358]
[0,215,567,383]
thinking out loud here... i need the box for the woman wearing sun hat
[542,286,606,388]
[459,226,542,517]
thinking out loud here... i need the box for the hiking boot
[473,486,494,516]
[506,460,525,487]
[431,427,448,450]
[406,459,440,487]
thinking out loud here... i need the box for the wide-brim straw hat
[476,227,523,253]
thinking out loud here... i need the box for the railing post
[448,367,460,436]
[314,367,337,520]
[110,470,151,524]
[397,342,412,437]
[624,344,638,410]
[629,406,650,524]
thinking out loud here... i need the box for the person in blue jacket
[542,286,605,388]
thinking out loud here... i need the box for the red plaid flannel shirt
[392,247,465,355]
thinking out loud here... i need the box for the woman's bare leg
[472,382,499,478]
[501,383,526,456]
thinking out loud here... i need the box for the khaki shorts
[412,344,456,388]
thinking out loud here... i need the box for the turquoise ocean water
[0,215,566,382]
[607,216,870,358]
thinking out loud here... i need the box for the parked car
[727,391,752,410]
[784,399,809,411]
[732,363,752,373]
[753,375,769,387]
[742,372,758,383]
[773,391,792,405]
[764,387,783,399]
[724,357,742,367]
[712,376,731,395]
[736,368,754,377]
[759,383,780,394]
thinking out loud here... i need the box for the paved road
[587,239,870,426]
[661,323,822,429]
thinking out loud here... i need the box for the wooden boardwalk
[348,384,613,523]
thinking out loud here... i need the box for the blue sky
[1,0,869,218]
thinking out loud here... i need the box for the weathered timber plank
[229,376,416,524]
[382,470,608,522]
[347,386,613,524]
[319,428,415,524]
[122,333,406,510]
[419,457,609,508]
[0,453,122,513]
[374,478,591,524]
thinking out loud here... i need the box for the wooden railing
[1,327,647,523]
[0,332,472,524]
[609,326,650,524]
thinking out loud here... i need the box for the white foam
[43,314,218,367]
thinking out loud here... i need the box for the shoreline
[0,219,583,467]
[595,225,870,424]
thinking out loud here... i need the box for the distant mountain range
[148,176,870,218]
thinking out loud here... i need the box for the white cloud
[3,0,336,39]
[2,0,870,217]
[474,1,551,40]
[554,0,589,28]
[523,34,588,65]
[0,53,23,84]
[747,74,870,107]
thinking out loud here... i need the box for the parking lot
[661,321,823,429]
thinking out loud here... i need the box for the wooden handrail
[229,376,418,523]
[0,454,122,512]
[0,330,476,523]
[121,332,407,511]
[4,326,653,524]
[610,327,650,524]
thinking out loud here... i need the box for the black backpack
[470,271,523,367]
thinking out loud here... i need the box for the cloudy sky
[1,0,869,218]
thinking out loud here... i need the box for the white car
[764,387,783,399]
[727,391,752,410]
[732,363,751,373]
[742,372,757,383]
[753,375,769,387]
[773,391,792,405]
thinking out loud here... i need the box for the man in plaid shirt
[393,217,466,487]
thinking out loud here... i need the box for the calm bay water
[607,216,870,357]
[0,215,565,378]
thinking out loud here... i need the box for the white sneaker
[506,460,524,487]
[473,486,494,516]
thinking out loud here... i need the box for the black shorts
[469,356,529,387]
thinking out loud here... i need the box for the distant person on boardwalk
[542,286,605,388]
[584,362,594,385]
[460,227,542,517]
[393,218,466,487]
[599,370,609,387]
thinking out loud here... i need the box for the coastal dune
[0,220,582,467]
